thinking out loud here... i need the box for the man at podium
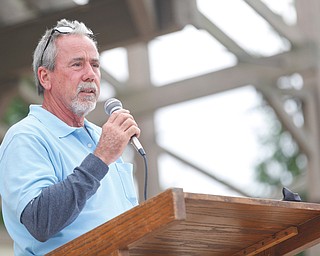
[0,19,139,256]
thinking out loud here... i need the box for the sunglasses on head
[40,25,94,66]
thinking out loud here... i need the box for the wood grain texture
[110,249,130,256]
[46,188,186,255]
[127,192,320,255]
[233,226,298,256]
[47,188,320,256]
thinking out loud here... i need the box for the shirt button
[87,143,92,148]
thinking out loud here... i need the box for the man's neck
[42,102,85,127]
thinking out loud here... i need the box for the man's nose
[82,63,97,82]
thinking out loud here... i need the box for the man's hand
[94,109,141,165]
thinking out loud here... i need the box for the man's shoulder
[0,114,45,160]
[6,113,42,136]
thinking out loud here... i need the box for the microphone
[104,98,146,156]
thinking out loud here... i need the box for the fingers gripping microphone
[104,98,146,156]
[105,98,149,200]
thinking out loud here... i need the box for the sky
[100,0,296,198]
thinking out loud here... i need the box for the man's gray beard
[71,82,98,117]
[70,99,97,117]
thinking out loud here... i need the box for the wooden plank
[258,215,320,255]
[46,188,186,256]
[128,192,320,255]
[233,226,298,256]
[46,189,320,256]
[90,46,317,120]
[110,249,130,256]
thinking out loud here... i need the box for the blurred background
[1,0,320,255]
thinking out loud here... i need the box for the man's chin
[71,101,97,117]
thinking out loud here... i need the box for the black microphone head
[104,98,123,115]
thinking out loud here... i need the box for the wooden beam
[119,46,317,115]
[257,215,320,255]
[244,0,305,45]
[0,0,188,87]
[234,226,298,256]
[126,0,157,38]
[257,84,313,156]
[158,146,251,197]
[194,11,252,60]
[0,0,137,83]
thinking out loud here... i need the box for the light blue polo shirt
[0,105,138,256]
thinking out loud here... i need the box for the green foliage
[252,97,307,256]
[254,102,307,195]
[0,206,3,226]
[2,97,29,126]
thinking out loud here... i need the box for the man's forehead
[56,35,99,56]
[56,34,97,50]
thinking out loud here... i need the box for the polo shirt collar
[28,105,89,138]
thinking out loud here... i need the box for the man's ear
[38,67,52,90]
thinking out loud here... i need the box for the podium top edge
[180,189,320,211]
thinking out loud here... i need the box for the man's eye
[72,62,81,67]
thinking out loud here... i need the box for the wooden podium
[46,188,320,256]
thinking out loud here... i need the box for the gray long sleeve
[20,153,108,242]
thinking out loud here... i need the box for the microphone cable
[141,152,148,201]
[138,149,148,201]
